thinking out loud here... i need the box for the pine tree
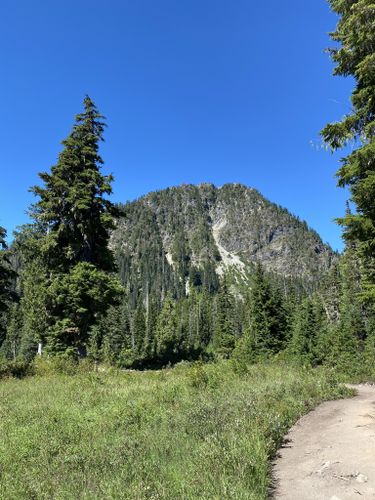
[321,0,375,307]
[29,97,123,356]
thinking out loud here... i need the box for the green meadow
[0,361,349,499]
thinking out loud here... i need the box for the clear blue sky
[0,0,352,251]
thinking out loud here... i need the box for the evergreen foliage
[1,80,374,374]
[248,264,287,355]
[212,281,236,358]
[26,97,123,356]
[99,302,131,364]
[289,296,327,365]
[321,0,375,307]
[0,227,15,315]
[0,304,23,360]
[0,227,16,347]
[30,96,116,272]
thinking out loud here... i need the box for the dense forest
[0,0,374,379]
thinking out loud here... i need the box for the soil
[272,385,375,499]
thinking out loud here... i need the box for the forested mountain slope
[1,182,339,366]
[112,183,336,299]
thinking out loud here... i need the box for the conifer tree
[289,296,327,365]
[321,0,375,306]
[30,97,123,356]
[0,303,23,360]
[339,242,367,344]
[9,225,50,358]
[132,301,146,357]
[232,327,256,366]
[0,227,16,348]
[100,302,131,364]
[195,290,213,348]
[143,298,158,361]
[322,242,367,373]
[31,96,116,270]
[212,281,236,358]
[155,294,179,362]
[364,316,375,375]
[0,227,15,315]
[248,264,287,355]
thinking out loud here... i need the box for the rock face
[111,183,336,289]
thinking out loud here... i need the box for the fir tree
[46,262,122,356]
[31,96,116,271]
[0,227,16,348]
[248,264,287,355]
[155,294,179,362]
[100,302,131,364]
[29,97,123,356]
[9,225,49,358]
[232,327,256,366]
[212,281,236,358]
[289,296,327,365]
[321,0,375,307]
[0,227,15,315]
[132,301,146,357]
[0,304,23,360]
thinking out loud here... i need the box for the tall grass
[0,360,349,499]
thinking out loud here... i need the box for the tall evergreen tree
[0,227,15,315]
[9,225,50,358]
[0,227,15,347]
[0,303,23,360]
[132,301,146,357]
[248,264,287,355]
[289,296,328,365]
[155,294,179,362]
[30,97,123,356]
[212,281,236,358]
[31,96,116,271]
[100,302,131,364]
[321,0,375,306]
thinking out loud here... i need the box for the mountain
[111,183,337,303]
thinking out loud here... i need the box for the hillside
[111,183,336,297]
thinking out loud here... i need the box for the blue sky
[0,0,352,250]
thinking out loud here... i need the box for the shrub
[33,356,95,376]
[0,359,31,379]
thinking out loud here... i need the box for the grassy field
[0,360,349,499]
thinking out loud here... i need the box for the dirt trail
[273,385,375,499]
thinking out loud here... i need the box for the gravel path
[272,385,375,499]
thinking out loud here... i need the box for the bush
[187,361,209,388]
[0,360,31,379]
[33,356,95,376]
